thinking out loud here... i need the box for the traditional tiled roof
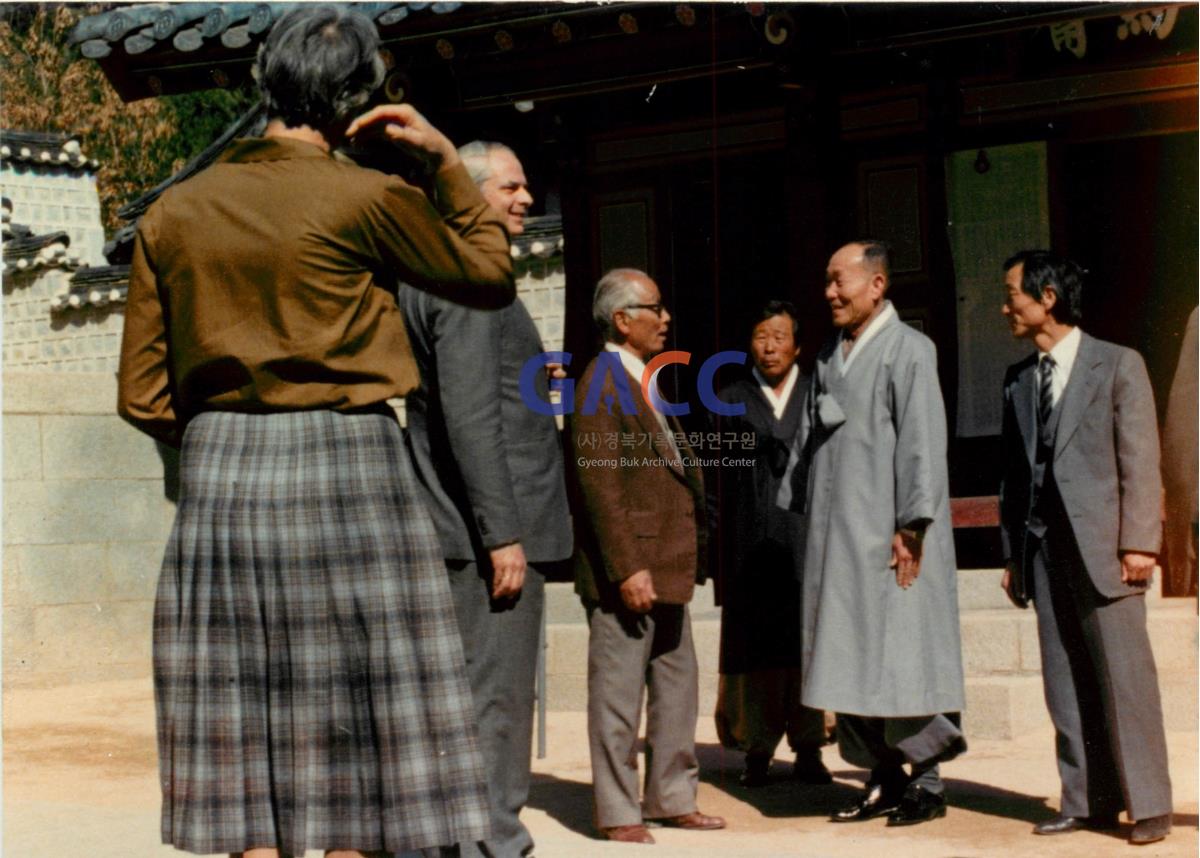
[1,196,23,241]
[0,130,98,170]
[1,183,126,308]
[71,3,464,60]
[71,1,731,105]
[511,215,563,260]
[72,2,1130,109]
[2,230,81,275]
[51,265,131,312]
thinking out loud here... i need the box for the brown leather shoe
[1129,814,1171,845]
[600,824,656,844]
[647,811,726,830]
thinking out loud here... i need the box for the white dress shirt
[1038,325,1082,407]
[604,342,680,459]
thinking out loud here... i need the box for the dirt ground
[4,678,1197,857]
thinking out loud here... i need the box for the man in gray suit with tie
[998,250,1172,846]
[399,142,573,858]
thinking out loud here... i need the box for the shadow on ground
[697,742,1071,825]
[527,743,1200,841]
[527,773,595,837]
[697,742,864,818]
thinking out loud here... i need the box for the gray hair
[255,5,385,130]
[457,140,517,187]
[592,268,651,341]
[848,238,891,280]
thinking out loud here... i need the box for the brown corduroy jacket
[569,352,708,607]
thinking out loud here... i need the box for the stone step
[958,671,1200,738]
[543,663,1196,739]
[546,584,1195,674]
[544,579,720,624]
[1160,667,1200,732]
[963,674,1049,740]
[542,597,1197,740]
[960,603,1197,676]
[548,574,1008,620]
[957,567,1172,609]
[956,568,1016,611]
[544,619,721,714]
[548,571,1180,623]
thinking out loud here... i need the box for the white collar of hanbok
[752,364,799,420]
[837,300,897,375]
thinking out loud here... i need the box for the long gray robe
[794,310,964,717]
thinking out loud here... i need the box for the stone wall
[516,256,567,354]
[1,226,569,688]
[3,152,125,374]
[2,267,124,374]
[1,161,106,266]
[3,371,175,687]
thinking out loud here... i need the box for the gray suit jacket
[399,285,573,563]
[1000,331,1162,599]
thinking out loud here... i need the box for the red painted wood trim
[951,495,1000,528]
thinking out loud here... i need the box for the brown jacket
[117,136,513,447]
[569,352,708,606]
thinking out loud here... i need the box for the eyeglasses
[622,303,666,317]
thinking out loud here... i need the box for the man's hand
[1000,562,1029,608]
[489,542,527,599]
[1120,550,1157,586]
[890,528,924,589]
[546,361,567,381]
[345,104,459,170]
[619,569,657,613]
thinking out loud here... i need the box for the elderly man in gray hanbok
[782,240,966,827]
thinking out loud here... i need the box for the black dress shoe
[1129,814,1171,845]
[830,780,904,822]
[739,754,771,787]
[1033,813,1119,835]
[886,785,947,826]
[792,750,833,785]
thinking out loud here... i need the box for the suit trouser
[447,559,545,858]
[1030,529,1172,821]
[836,714,964,794]
[715,669,826,757]
[585,602,700,828]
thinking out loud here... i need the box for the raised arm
[349,104,514,308]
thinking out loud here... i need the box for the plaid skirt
[154,410,490,855]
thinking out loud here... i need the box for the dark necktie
[1037,354,1056,428]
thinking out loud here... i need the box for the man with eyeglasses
[570,268,724,845]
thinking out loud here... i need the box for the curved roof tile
[52,265,131,311]
[511,215,564,260]
[0,131,97,170]
[71,2,464,56]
